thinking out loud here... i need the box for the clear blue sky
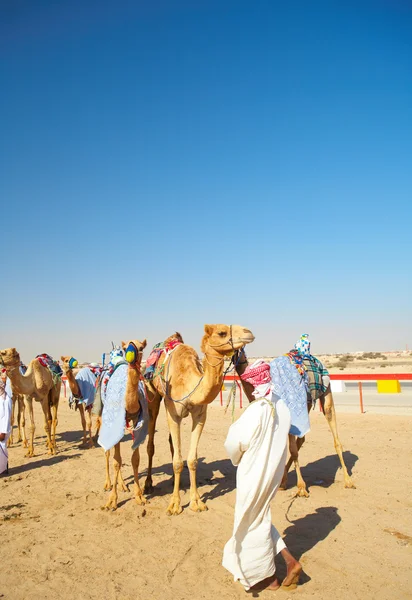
[1,0,411,363]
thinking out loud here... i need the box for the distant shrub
[380,364,387,368]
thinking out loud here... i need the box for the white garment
[222,396,291,590]
[0,387,12,474]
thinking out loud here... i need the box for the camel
[149,324,254,516]
[235,353,355,497]
[0,348,61,456]
[60,357,97,448]
[101,339,161,511]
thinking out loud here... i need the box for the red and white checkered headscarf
[240,360,271,388]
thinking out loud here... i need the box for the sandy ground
[1,398,412,600]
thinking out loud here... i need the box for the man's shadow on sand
[248,506,342,597]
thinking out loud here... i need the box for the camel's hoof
[23,441,29,448]
[166,500,183,516]
[144,481,154,494]
[135,495,147,506]
[25,452,34,458]
[103,484,112,491]
[189,499,208,513]
[279,484,288,491]
[344,480,356,489]
[103,496,118,511]
[294,487,309,498]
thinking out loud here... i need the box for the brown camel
[0,348,61,456]
[235,356,355,497]
[149,324,254,516]
[60,357,96,448]
[7,391,28,448]
[102,339,161,511]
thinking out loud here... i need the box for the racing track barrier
[220,373,412,414]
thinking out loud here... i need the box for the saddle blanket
[36,354,63,378]
[98,363,148,452]
[70,367,98,408]
[303,356,330,403]
[270,356,310,438]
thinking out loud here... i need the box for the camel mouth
[236,334,255,345]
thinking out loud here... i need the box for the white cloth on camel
[98,364,149,452]
[74,367,97,407]
[0,384,12,474]
[222,396,291,590]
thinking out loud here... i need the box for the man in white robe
[222,360,302,591]
[0,371,13,475]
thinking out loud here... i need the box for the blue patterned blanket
[73,367,97,408]
[270,356,310,437]
[98,364,148,452]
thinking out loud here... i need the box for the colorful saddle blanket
[36,354,62,378]
[303,356,330,403]
[97,363,148,452]
[144,338,182,380]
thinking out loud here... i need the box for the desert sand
[1,396,412,600]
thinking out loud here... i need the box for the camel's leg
[104,450,112,490]
[94,415,102,441]
[50,396,59,455]
[78,404,88,446]
[320,389,356,489]
[7,397,16,447]
[131,447,146,505]
[19,396,27,447]
[42,400,54,456]
[104,443,122,510]
[281,435,308,497]
[166,410,183,516]
[280,434,305,490]
[86,407,94,447]
[24,397,35,458]
[16,396,22,442]
[188,405,208,513]
[144,395,161,494]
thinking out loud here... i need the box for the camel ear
[121,341,126,349]
[142,339,147,349]
[60,356,65,362]
[204,324,214,336]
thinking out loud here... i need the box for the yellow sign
[377,380,401,393]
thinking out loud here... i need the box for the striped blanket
[303,357,330,403]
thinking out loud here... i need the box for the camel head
[0,347,21,370]
[122,339,147,367]
[201,324,255,356]
[60,356,79,373]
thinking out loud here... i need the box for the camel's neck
[5,363,35,395]
[194,345,226,406]
[235,353,255,403]
[64,368,81,397]
[125,365,141,415]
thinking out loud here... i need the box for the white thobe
[0,388,12,474]
[222,396,291,590]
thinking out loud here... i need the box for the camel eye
[218,331,226,337]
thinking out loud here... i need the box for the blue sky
[1,0,411,362]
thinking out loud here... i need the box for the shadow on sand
[7,452,82,476]
[248,506,342,597]
[282,450,358,491]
